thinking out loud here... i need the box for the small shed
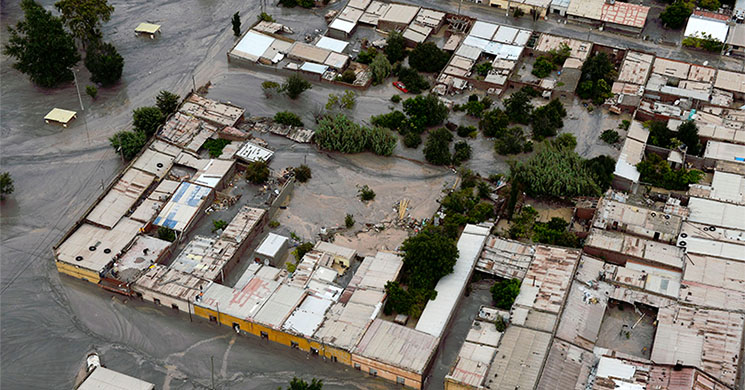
[253,233,290,266]
[44,108,77,127]
[135,23,162,38]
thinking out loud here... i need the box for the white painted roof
[315,36,349,53]
[469,21,499,40]
[79,367,154,390]
[329,18,356,33]
[300,62,329,75]
[684,15,730,42]
[256,233,289,257]
[236,141,273,163]
[232,30,275,62]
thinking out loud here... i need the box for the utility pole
[210,356,215,389]
[72,68,84,111]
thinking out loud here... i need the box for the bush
[269,220,280,228]
[245,160,270,184]
[600,129,620,144]
[531,99,567,140]
[315,114,396,156]
[0,172,15,199]
[293,242,314,261]
[345,214,355,228]
[533,217,581,247]
[293,164,312,182]
[463,96,492,118]
[578,52,616,103]
[676,120,701,156]
[552,133,577,150]
[212,219,228,233]
[358,185,376,201]
[495,315,507,332]
[452,141,472,165]
[371,110,407,133]
[86,85,97,99]
[699,0,720,10]
[262,81,281,98]
[384,31,406,63]
[660,1,693,29]
[84,41,123,87]
[157,227,176,242]
[683,33,724,52]
[232,12,241,36]
[531,57,554,78]
[491,279,521,310]
[397,66,430,94]
[283,74,312,99]
[257,12,275,22]
[408,42,451,73]
[619,119,631,130]
[390,94,401,103]
[509,205,538,238]
[480,108,509,138]
[202,138,231,158]
[326,90,356,110]
[457,125,477,138]
[424,128,453,165]
[339,69,356,83]
[156,91,180,116]
[403,132,422,148]
[274,111,304,127]
[109,130,146,160]
[132,106,163,137]
[475,62,492,76]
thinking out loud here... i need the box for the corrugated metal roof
[253,284,305,328]
[315,36,349,53]
[536,339,595,390]
[484,325,551,390]
[282,294,334,337]
[354,319,438,374]
[255,233,289,258]
[688,197,745,230]
[153,182,212,232]
[87,168,156,229]
[232,30,275,62]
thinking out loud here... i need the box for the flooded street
[0,0,481,388]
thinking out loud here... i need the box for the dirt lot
[596,301,657,359]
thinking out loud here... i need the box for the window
[369,368,377,376]
[171,304,179,311]
[232,323,241,332]
[153,298,161,305]
[291,341,299,349]
[310,347,319,356]
[331,356,337,363]
[396,377,405,385]
[260,331,268,339]
[354,363,361,370]
[209,315,217,322]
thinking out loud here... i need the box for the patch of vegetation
[358,184,376,201]
[402,94,449,133]
[156,90,180,117]
[86,85,97,99]
[475,61,492,76]
[232,12,241,36]
[283,74,312,99]
[293,164,312,183]
[531,43,571,78]
[533,217,581,247]
[660,1,693,29]
[269,220,280,228]
[292,242,314,261]
[279,0,314,8]
[495,126,530,155]
[619,119,631,131]
[403,132,422,148]
[212,219,228,233]
[356,47,378,64]
[646,120,701,156]
[1,172,15,199]
[369,52,392,85]
[682,33,724,52]
[326,90,356,110]
[480,108,509,138]
[636,153,704,190]
[601,129,620,144]
[257,12,275,22]
[274,111,304,127]
[345,213,355,228]
[530,99,567,140]
[338,69,357,84]
[390,94,401,103]
[584,155,616,192]
[132,106,164,137]
[245,160,270,184]
[157,227,176,242]
[315,113,397,156]
[203,138,231,158]
[462,95,493,118]
[384,31,407,63]
[457,125,477,138]
[491,279,521,310]
[261,81,281,98]
[504,87,538,125]
[84,40,124,86]
[452,141,472,166]
[408,42,451,73]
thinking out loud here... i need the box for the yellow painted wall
[488,0,548,17]
[444,377,476,390]
[193,304,353,365]
[352,354,423,389]
[56,261,101,284]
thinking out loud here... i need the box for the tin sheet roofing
[87,168,156,228]
[315,36,349,53]
[518,245,580,314]
[56,217,142,272]
[153,182,212,232]
[44,108,76,123]
[133,264,209,302]
[282,294,334,337]
[684,15,729,42]
[469,21,499,40]
[135,22,161,34]
[476,235,534,279]
[253,284,306,328]
[687,197,745,230]
[314,301,377,350]
[484,325,552,390]
[601,1,649,28]
[196,276,281,320]
[116,235,171,282]
[232,30,275,62]
[179,94,244,128]
[79,367,154,390]
[132,148,174,179]
[354,319,438,374]
[536,339,595,390]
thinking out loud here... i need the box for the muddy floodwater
[0,0,488,389]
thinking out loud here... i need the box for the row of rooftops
[566,0,650,29]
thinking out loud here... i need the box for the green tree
[424,128,453,165]
[262,81,281,98]
[531,99,567,139]
[578,52,616,103]
[281,377,323,390]
[257,12,275,22]
[345,213,355,228]
[508,205,538,238]
[369,52,392,85]
[408,42,451,73]
[293,242,314,261]
[660,1,693,29]
[480,108,509,138]
[475,62,492,76]
[232,12,241,36]
[699,0,720,10]
[384,31,406,63]
[246,160,270,184]
[4,0,81,88]
[452,141,472,165]
[647,120,674,148]
[531,56,555,78]
[315,114,367,153]
[584,155,616,192]
[401,226,459,289]
[636,153,703,190]
[84,40,123,86]
[157,227,176,242]
[293,165,312,182]
[283,74,312,99]
[132,106,163,137]
[212,219,228,233]
[600,129,620,144]
[383,281,413,315]
[371,110,407,133]
[0,172,15,199]
[403,132,422,148]
[495,126,527,155]
[676,120,702,156]
[86,85,97,99]
[203,138,231,158]
[55,0,114,44]
[490,279,521,310]
[339,69,356,83]
[156,91,180,116]
[109,130,146,160]
[511,142,602,198]
[402,94,448,132]
[397,66,430,94]
[552,133,576,150]
[274,111,304,127]
[533,217,580,247]
[356,47,378,64]
[504,87,535,124]
[366,126,397,156]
